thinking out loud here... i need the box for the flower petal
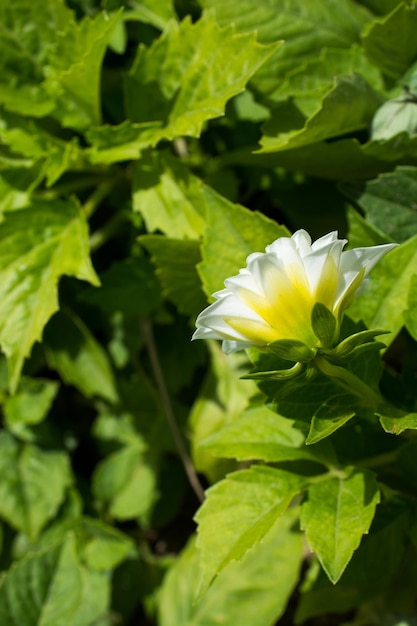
[311,231,339,252]
[335,243,397,307]
[290,229,312,257]
[193,291,271,343]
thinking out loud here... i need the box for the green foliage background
[1,0,417,624]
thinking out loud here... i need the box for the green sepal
[242,362,304,381]
[334,341,386,362]
[311,303,337,348]
[267,339,317,363]
[323,329,388,361]
[273,365,319,401]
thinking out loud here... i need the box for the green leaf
[296,503,408,621]
[0,533,109,626]
[4,377,59,438]
[86,120,163,164]
[0,0,72,117]
[359,0,402,14]
[301,468,380,583]
[68,567,109,626]
[194,465,307,597]
[200,0,372,99]
[345,167,417,243]
[199,403,336,465]
[40,513,135,572]
[133,151,206,239]
[0,164,40,215]
[0,2,121,130]
[405,273,417,340]
[45,10,123,131]
[362,128,417,164]
[81,256,162,319]
[93,412,142,447]
[123,0,176,30]
[346,206,389,248]
[270,46,384,114]
[377,406,417,434]
[362,2,417,79]
[75,518,135,571]
[139,236,207,316]
[307,394,358,444]
[370,95,417,141]
[189,342,258,483]
[0,113,84,187]
[0,536,83,625]
[348,232,417,347]
[92,441,157,522]
[158,510,303,626]
[0,198,98,393]
[197,186,289,297]
[259,74,382,153]
[277,375,347,422]
[224,136,391,181]
[43,310,118,404]
[0,431,72,539]
[124,13,279,138]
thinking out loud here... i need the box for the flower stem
[355,449,399,469]
[314,355,383,408]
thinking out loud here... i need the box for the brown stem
[139,317,205,503]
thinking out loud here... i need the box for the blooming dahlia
[193,230,396,353]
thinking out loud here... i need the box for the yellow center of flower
[314,254,339,310]
[228,261,321,348]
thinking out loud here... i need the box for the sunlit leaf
[301,468,380,583]
[0,0,72,117]
[133,151,206,239]
[4,377,59,439]
[140,236,207,316]
[344,166,417,243]
[297,504,408,621]
[362,2,417,79]
[195,465,307,597]
[0,199,98,392]
[0,431,72,539]
[0,533,109,626]
[189,342,257,483]
[200,403,336,465]
[200,0,372,98]
[43,310,118,404]
[45,10,123,130]
[198,186,288,297]
[125,13,279,138]
[348,232,417,347]
[93,441,157,523]
[259,74,382,153]
[159,510,303,626]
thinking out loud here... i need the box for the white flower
[193,229,396,354]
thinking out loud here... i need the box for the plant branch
[82,177,119,219]
[89,212,127,251]
[139,317,205,503]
